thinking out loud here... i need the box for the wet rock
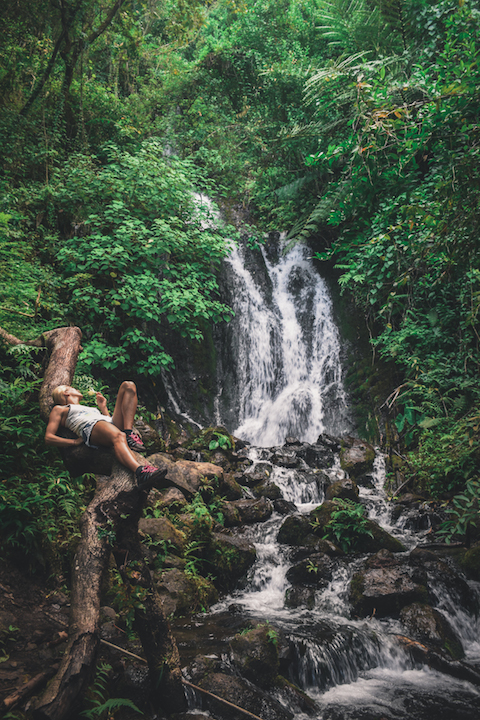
[285,437,302,446]
[310,501,406,553]
[296,442,334,469]
[211,532,257,588]
[291,536,342,560]
[218,473,243,500]
[409,547,479,613]
[276,677,320,716]
[355,473,376,489]
[240,462,274,486]
[350,550,428,617]
[272,448,301,468]
[138,516,186,555]
[286,553,333,587]
[340,439,375,478]
[461,544,480,581]
[277,515,312,545]
[400,602,464,659]
[317,433,342,452]
[198,673,293,720]
[189,653,224,683]
[325,478,359,502]
[253,481,282,500]
[230,624,280,688]
[284,586,316,610]
[222,497,273,525]
[274,499,298,514]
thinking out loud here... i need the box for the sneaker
[124,430,146,453]
[135,464,167,489]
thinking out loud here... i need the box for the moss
[461,545,480,581]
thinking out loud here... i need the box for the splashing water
[221,242,351,445]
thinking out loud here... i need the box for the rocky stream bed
[2,429,480,720]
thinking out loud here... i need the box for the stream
[173,240,480,719]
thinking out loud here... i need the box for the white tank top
[65,404,104,436]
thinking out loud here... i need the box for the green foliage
[438,480,480,544]
[208,430,233,451]
[0,346,89,569]
[320,498,373,552]
[23,140,233,376]
[81,662,144,719]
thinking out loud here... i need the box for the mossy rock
[340,441,375,478]
[310,501,406,554]
[400,602,464,660]
[231,624,280,688]
[277,515,312,545]
[461,544,480,581]
[209,532,257,590]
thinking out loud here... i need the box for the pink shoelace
[129,431,144,444]
[139,463,158,473]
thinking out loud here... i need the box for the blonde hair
[52,385,69,405]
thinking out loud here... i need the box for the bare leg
[90,421,141,473]
[111,381,138,431]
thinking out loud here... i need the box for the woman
[45,381,164,487]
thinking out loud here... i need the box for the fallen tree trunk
[34,461,186,719]
[1,325,186,718]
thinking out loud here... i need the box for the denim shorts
[81,417,113,448]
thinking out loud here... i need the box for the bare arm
[96,392,110,416]
[45,406,84,447]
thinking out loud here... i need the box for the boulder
[461,544,480,581]
[138,517,186,555]
[284,586,316,610]
[154,568,216,616]
[134,417,165,453]
[210,532,257,589]
[291,537,342,560]
[198,673,293,720]
[148,452,223,497]
[253,482,282,500]
[400,602,464,660]
[310,501,406,553]
[238,462,273,487]
[274,499,298,515]
[272,449,301,468]
[296,442,334,469]
[230,624,280,688]
[350,550,428,617]
[222,497,273,526]
[325,478,359,502]
[277,515,312,545]
[218,473,243,500]
[147,487,187,512]
[339,439,375,478]
[286,553,333,588]
[409,547,479,613]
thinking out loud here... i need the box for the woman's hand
[74,437,84,446]
[96,392,109,414]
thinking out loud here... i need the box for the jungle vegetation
[1,0,480,566]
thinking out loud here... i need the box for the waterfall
[217,240,352,445]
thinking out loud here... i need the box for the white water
[209,446,480,719]
[222,242,351,446]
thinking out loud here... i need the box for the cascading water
[216,241,352,445]
[176,236,480,719]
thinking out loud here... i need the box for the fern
[82,698,144,718]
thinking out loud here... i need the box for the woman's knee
[120,380,137,394]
